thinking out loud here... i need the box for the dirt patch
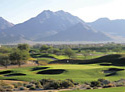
[37,69,66,74]
[5,73,26,77]
[31,67,49,71]
[1,80,28,84]
[0,70,13,74]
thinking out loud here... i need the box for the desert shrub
[29,86,36,90]
[98,78,106,82]
[61,80,74,88]
[23,83,29,87]
[90,81,101,87]
[40,79,55,85]
[35,81,43,88]
[66,79,79,85]
[16,82,23,87]
[26,84,36,90]
[0,81,14,92]
[98,78,111,87]
[26,84,32,88]
[39,79,76,89]
[44,80,61,89]
[13,83,18,88]
[86,87,91,89]
[93,86,98,89]
[19,86,27,90]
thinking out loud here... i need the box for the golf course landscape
[0,64,124,83]
[0,44,125,91]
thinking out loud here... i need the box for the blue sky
[0,0,124,24]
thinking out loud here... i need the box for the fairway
[0,64,124,83]
[61,87,125,92]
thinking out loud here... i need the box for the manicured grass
[37,58,54,63]
[0,64,124,83]
[61,87,125,92]
[48,54,68,59]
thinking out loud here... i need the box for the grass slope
[50,54,125,66]
[0,64,124,83]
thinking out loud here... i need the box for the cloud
[71,0,125,22]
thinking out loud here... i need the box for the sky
[0,0,125,24]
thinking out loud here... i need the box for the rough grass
[61,87,125,92]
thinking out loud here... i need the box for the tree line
[0,44,30,68]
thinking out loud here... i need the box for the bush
[13,83,18,88]
[44,80,61,89]
[61,80,74,88]
[26,84,36,90]
[17,82,23,87]
[29,86,36,90]
[39,79,76,89]
[35,81,43,88]
[26,84,35,88]
[0,81,14,92]
[90,81,101,87]
[19,87,26,90]
[98,78,111,86]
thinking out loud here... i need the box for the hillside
[1,10,84,41]
[88,18,125,37]
[40,22,112,41]
[0,10,113,43]
[0,17,14,31]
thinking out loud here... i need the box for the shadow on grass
[0,70,13,74]
[37,69,66,75]
[49,54,125,66]
[106,72,117,76]
[5,73,26,77]
[103,68,124,77]
[3,79,18,81]
[100,64,113,66]
[31,67,49,71]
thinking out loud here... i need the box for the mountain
[40,22,112,41]
[0,17,14,31]
[0,10,113,44]
[88,18,125,37]
[2,10,84,41]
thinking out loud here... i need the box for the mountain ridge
[0,10,114,44]
[0,17,14,31]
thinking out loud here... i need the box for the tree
[0,47,11,54]
[64,48,75,60]
[40,45,52,53]
[82,50,92,59]
[17,44,30,51]
[112,47,122,53]
[0,54,10,68]
[51,48,62,55]
[9,49,29,67]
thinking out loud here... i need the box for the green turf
[0,64,124,83]
[48,54,68,59]
[61,87,125,92]
[37,58,54,63]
